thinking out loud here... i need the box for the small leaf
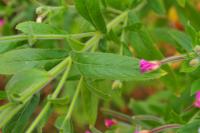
[75,0,107,33]
[191,79,200,95]
[125,22,142,31]
[55,116,73,133]
[0,48,68,74]
[67,38,84,51]
[6,69,49,103]
[16,21,65,34]
[71,52,166,81]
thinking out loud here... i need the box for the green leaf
[177,120,200,133]
[180,60,198,73]
[2,94,40,133]
[16,21,65,34]
[67,38,84,51]
[0,48,68,74]
[0,41,23,54]
[0,91,7,100]
[71,52,166,81]
[177,0,186,7]
[75,0,107,33]
[55,116,73,133]
[0,103,25,128]
[168,29,193,52]
[48,96,69,106]
[82,81,99,125]
[148,0,166,15]
[191,79,200,95]
[6,69,49,103]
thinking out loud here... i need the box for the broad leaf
[16,21,64,34]
[75,0,107,33]
[6,69,50,102]
[71,52,166,81]
[0,48,68,74]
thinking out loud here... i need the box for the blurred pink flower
[104,119,117,128]
[139,59,160,73]
[194,91,200,108]
[85,130,91,133]
[0,19,5,27]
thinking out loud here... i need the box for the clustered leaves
[0,0,200,133]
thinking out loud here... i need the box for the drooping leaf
[2,94,40,133]
[0,48,68,74]
[6,69,50,103]
[75,0,107,33]
[16,21,65,34]
[71,52,166,81]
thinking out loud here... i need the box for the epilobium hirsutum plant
[0,0,200,133]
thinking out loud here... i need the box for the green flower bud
[112,80,122,89]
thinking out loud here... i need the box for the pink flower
[134,130,140,133]
[104,119,117,128]
[139,59,161,73]
[85,130,91,133]
[0,19,5,27]
[194,91,200,108]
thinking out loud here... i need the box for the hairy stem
[150,124,181,133]
[0,32,95,42]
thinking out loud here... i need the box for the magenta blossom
[104,119,117,128]
[85,130,91,133]
[134,130,140,133]
[194,91,200,108]
[139,59,161,73]
[0,19,5,27]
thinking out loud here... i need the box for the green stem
[26,10,131,132]
[0,32,95,42]
[60,77,83,132]
[26,58,72,133]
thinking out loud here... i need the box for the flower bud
[112,80,122,89]
[104,119,117,128]
[194,91,200,108]
[189,58,199,67]
[0,19,5,27]
[85,130,91,133]
[139,59,160,73]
